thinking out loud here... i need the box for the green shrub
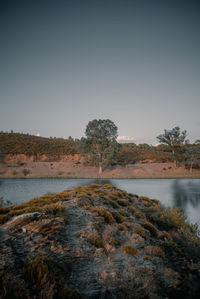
[22,169,30,176]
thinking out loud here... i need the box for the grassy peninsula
[0,184,200,298]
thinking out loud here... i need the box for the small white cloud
[36,133,40,137]
[117,136,135,142]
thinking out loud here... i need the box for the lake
[0,178,200,227]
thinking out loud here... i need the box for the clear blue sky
[0,0,199,144]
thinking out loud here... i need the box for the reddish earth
[0,157,200,178]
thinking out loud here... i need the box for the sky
[0,0,200,144]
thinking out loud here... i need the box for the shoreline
[1,161,200,179]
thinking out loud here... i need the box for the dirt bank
[0,161,200,179]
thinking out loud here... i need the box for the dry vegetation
[0,183,200,298]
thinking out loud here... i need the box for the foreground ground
[0,184,200,298]
[1,161,200,179]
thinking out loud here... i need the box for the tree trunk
[190,161,193,173]
[98,153,102,177]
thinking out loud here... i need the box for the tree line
[0,121,200,173]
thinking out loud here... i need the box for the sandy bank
[0,162,200,179]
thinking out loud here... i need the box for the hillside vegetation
[0,132,171,163]
[0,132,78,157]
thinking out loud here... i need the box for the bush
[22,169,30,176]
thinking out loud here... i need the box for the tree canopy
[157,126,189,166]
[82,119,118,174]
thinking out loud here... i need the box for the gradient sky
[0,0,200,144]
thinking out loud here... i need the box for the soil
[0,161,200,179]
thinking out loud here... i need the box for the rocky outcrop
[0,184,200,298]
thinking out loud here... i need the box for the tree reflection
[172,180,200,209]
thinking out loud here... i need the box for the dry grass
[0,214,11,224]
[104,184,115,189]
[22,255,80,298]
[159,231,172,241]
[117,199,129,206]
[90,208,115,224]
[121,245,139,256]
[111,211,126,223]
[140,196,152,204]
[118,224,127,231]
[143,222,158,238]
[133,226,146,238]
[86,232,104,248]
[128,206,146,219]
[144,205,187,231]
[90,183,102,189]
[146,245,165,259]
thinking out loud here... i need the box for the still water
[0,178,200,226]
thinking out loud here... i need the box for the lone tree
[157,126,188,167]
[82,119,118,175]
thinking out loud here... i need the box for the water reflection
[172,180,200,209]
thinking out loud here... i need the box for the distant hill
[0,132,78,157]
